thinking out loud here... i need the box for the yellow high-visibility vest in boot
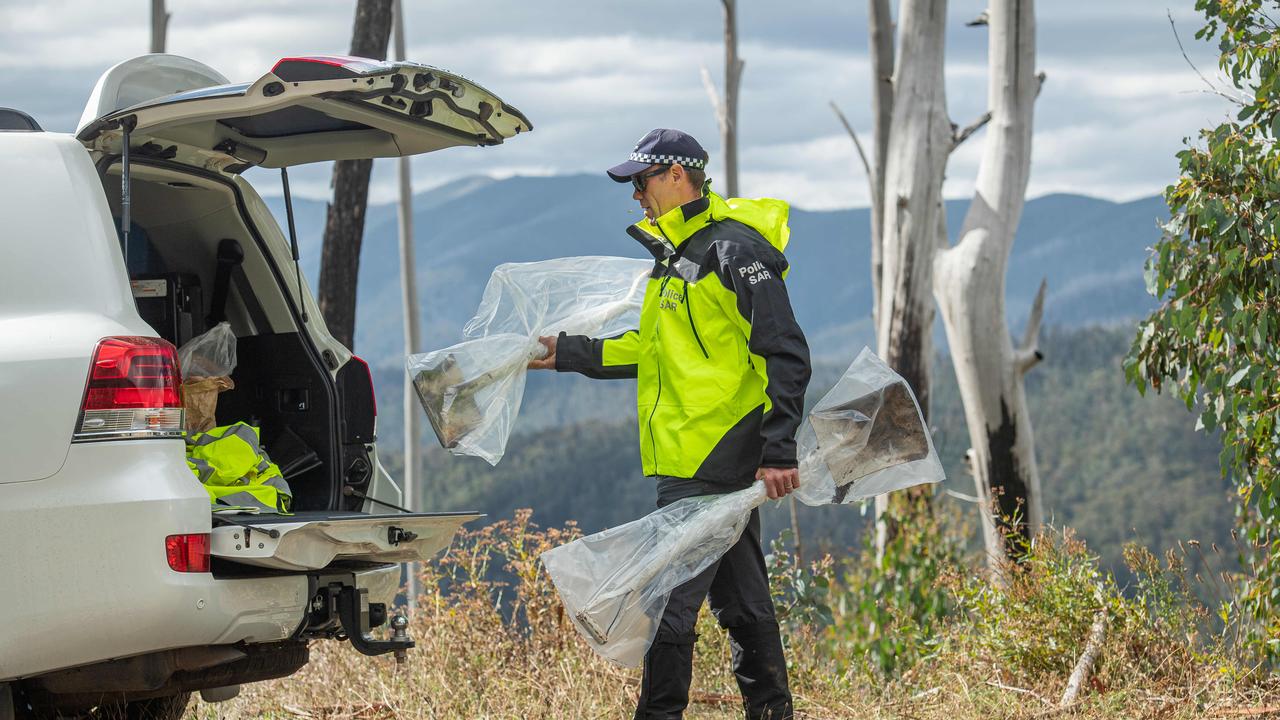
[186,422,292,513]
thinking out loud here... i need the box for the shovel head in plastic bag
[795,347,945,506]
[412,351,475,448]
[409,334,539,465]
[811,381,931,502]
[409,257,650,464]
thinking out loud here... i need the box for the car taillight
[351,354,376,417]
[165,533,210,573]
[74,336,185,441]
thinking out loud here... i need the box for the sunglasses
[631,165,671,193]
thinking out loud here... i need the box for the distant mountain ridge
[266,175,1168,370]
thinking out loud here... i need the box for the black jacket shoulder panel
[703,220,789,290]
[665,219,789,287]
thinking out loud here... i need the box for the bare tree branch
[700,65,728,137]
[1021,278,1047,349]
[952,111,993,150]
[830,101,874,187]
[936,0,1047,568]
[1167,10,1248,106]
[1015,278,1048,374]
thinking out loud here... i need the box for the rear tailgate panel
[211,511,479,571]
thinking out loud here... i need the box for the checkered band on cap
[629,152,707,169]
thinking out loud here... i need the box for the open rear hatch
[75,53,512,576]
[211,511,481,571]
[77,54,531,171]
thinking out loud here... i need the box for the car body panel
[0,134,145,484]
[0,440,307,680]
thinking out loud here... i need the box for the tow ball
[333,584,415,659]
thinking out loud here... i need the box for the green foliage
[1125,0,1280,653]
[766,529,835,630]
[757,508,1232,696]
[950,531,1109,680]
[941,530,1219,692]
[1027,326,1232,592]
[808,502,962,676]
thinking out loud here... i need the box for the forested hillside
[389,324,1231,580]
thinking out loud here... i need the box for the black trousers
[633,504,793,720]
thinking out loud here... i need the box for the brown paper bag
[181,376,234,434]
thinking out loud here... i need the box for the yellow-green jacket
[187,422,292,513]
[556,192,811,483]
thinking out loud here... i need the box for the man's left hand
[757,466,800,500]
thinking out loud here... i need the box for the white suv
[0,54,529,719]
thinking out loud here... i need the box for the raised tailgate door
[77,54,531,172]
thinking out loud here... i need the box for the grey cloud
[0,0,1237,211]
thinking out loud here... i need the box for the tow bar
[309,583,414,660]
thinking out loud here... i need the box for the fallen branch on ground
[1060,609,1109,707]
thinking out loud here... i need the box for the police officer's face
[631,164,682,221]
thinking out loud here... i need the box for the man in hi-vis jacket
[530,128,810,720]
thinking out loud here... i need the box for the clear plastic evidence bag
[541,348,946,668]
[406,256,651,466]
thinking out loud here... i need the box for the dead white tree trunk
[149,0,168,54]
[702,0,744,196]
[867,0,894,328]
[836,0,954,553]
[876,0,950,418]
[870,0,952,541]
[933,0,1045,569]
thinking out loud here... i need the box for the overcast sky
[0,0,1234,210]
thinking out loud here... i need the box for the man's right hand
[528,335,557,370]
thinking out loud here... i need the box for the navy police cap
[607,128,709,182]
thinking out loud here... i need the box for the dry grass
[191,514,1279,720]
